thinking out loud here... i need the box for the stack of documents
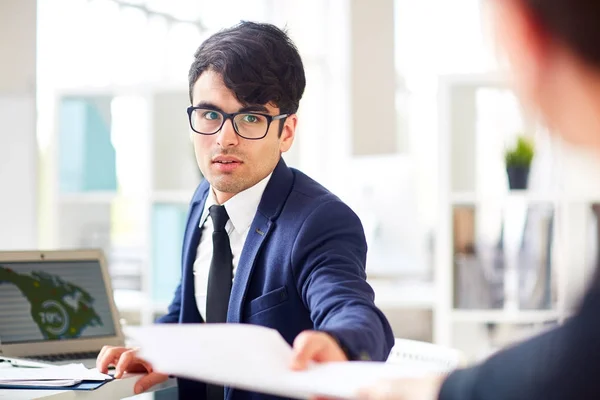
[127,324,442,399]
[0,363,113,390]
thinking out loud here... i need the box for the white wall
[349,0,398,156]
[0,0,38,250]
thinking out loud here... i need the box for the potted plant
[504,135,534,190]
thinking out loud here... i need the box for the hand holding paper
[290,330,348,370]
[126,324,439,399]
[96,345,168,394]
[355,375,447,400]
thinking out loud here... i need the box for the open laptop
[0,249,125,368]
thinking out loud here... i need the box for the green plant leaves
[505,136,534,167]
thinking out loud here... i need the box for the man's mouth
[212,155,242,164]
[212,157,242,171]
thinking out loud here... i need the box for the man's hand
[290,330,348,370]
[96,345,168,394]
[357,375,446,400]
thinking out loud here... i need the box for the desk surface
[0,375,177,400]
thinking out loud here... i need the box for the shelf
[451,191,600,205]
[152,190,194,204]
[451,309,561,324]
[370,280,435,309]
[451,191,559,205]
[59,191,117,204]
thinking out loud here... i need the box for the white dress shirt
[193,173,272,319]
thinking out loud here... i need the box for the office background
[3,0,600,364]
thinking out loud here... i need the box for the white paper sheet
[0,363,112,385]
[128,324,429,399]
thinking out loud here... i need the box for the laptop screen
[0,260,117,344]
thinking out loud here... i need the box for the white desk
[0,374,176,400]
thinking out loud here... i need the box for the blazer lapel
[226,159,295,324]
[224,160,294,400]
[180,184,209,323]
[227,214,272,324]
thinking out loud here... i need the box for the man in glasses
[96,21,394,400]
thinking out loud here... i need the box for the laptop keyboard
[26,351,100,362]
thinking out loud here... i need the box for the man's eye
[203,111,220,120]
[243,114,259,123]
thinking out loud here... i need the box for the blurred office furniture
[386,337,466,373]
[435,73,600,362]
[46,89,197,325]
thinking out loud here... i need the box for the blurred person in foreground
[356,0,600,399]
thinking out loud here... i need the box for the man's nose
[216,118,239,148]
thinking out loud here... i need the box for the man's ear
[279,114,297,153]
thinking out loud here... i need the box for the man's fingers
[291,331,317,370]
[114,349,152,378]
[97,346,126,373]
[134,372,169,394]
[357,385,377,400]
[291,331,324,370]
[291,331,348,370]
[96,345,112,372]
[357,381,398,400]
[114,349,134,378]
[97,345,110,365]
[357,387,373,400]
[313,335,346,363]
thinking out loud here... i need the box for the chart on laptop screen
[0,260,116,344]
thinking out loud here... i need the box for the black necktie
[206,205,233,400]
[206,204,233,323]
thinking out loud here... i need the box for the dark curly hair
[188,21,306,119]
[524,0,600,67]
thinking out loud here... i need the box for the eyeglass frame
[186,106,289,140]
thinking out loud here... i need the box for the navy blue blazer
[157,158,394,400]
[439,277,600,400]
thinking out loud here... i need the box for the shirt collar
[200,173,272,234]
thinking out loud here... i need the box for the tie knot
[209,205,229,232]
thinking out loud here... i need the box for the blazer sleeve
[438,283,600,400]
[155,283,182,324]
[291,199,395,362]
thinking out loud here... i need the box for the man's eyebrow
[193,101,223,112]
[238,104,269,113]
[192,102,270,114]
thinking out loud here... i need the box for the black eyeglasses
[187,106,288,140]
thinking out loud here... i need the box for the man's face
[190,70,297,203]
